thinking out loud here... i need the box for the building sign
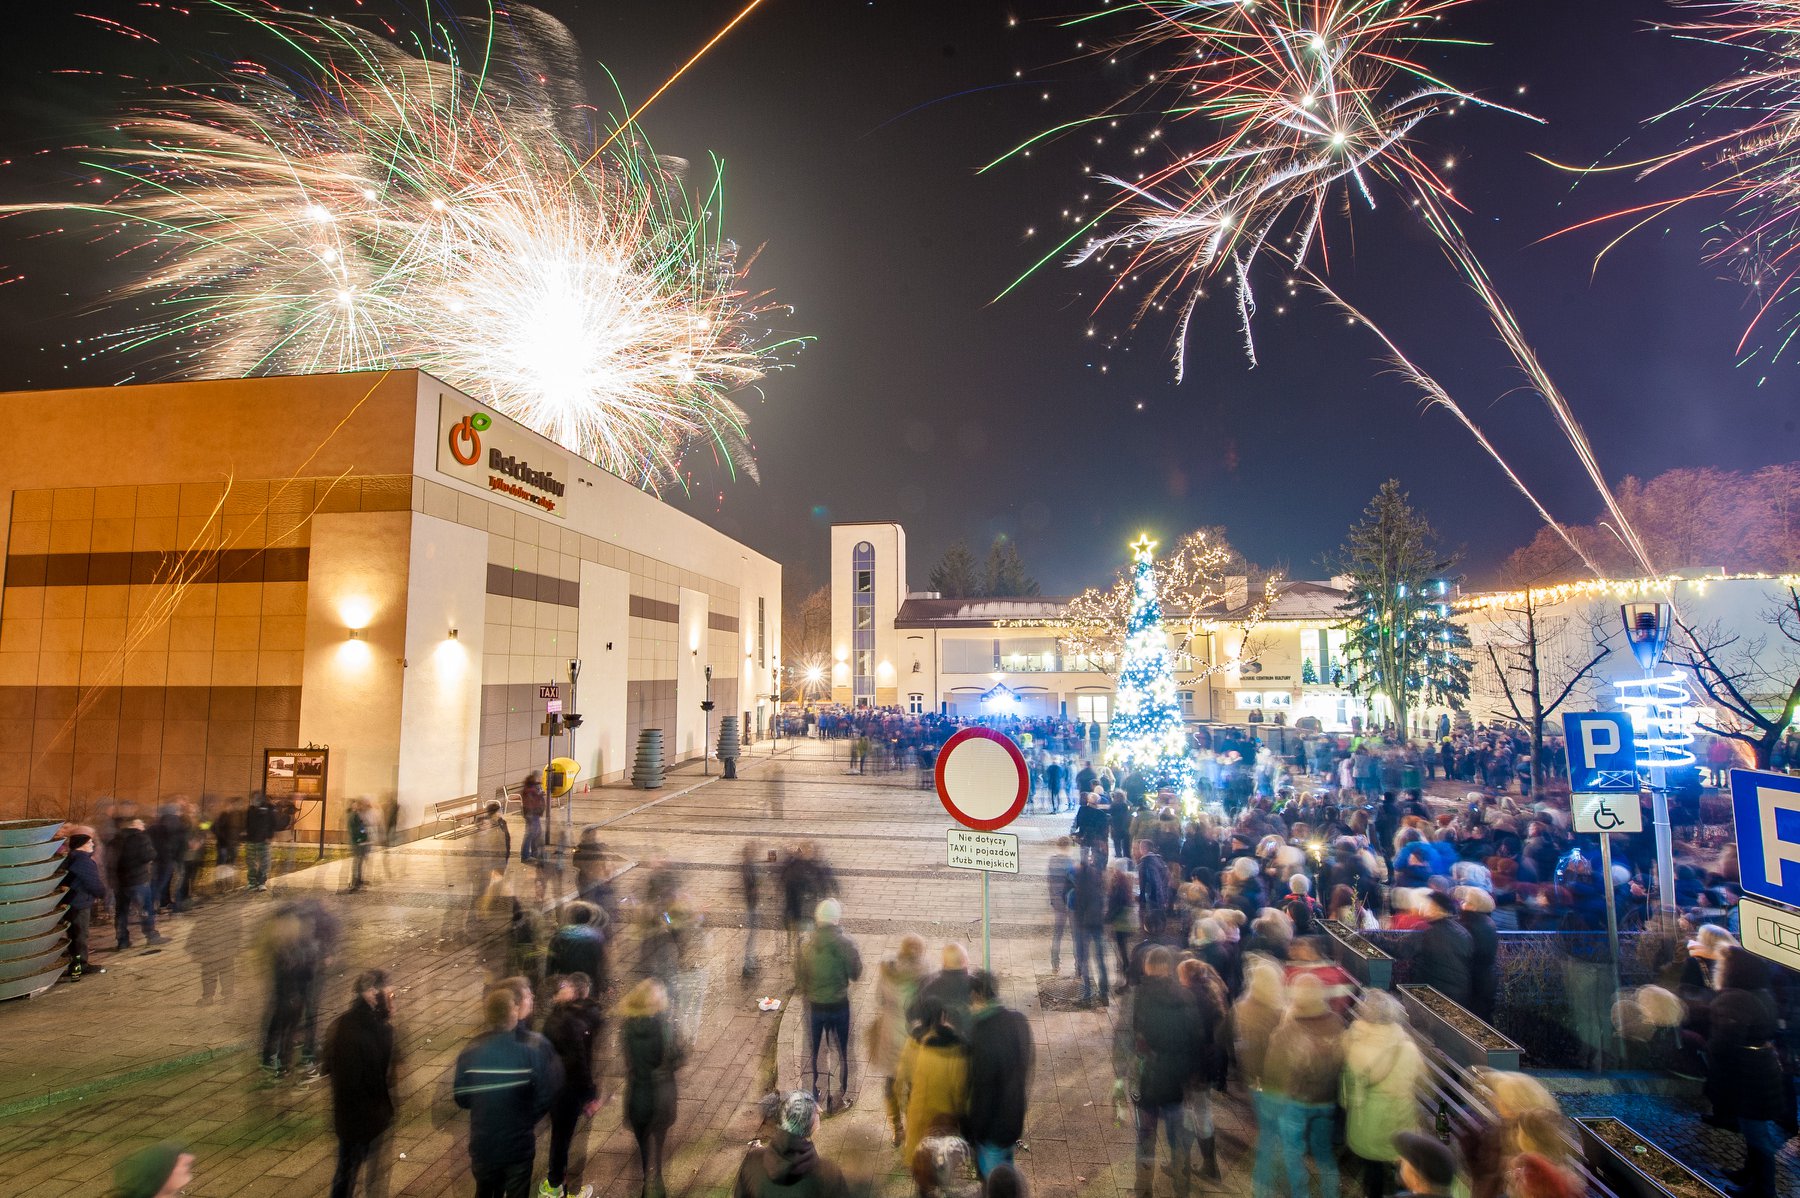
[946,828,1020,873]
[437,393,568,518]
[264,747,328,800]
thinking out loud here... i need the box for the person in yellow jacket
[895,999,969,1166]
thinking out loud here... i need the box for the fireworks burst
[1002,0,1656,577]
[992,0,1531,375]
[2,2,801,492]
[1608,1,1800,363]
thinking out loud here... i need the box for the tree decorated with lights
[1336,480,1472,735]
[1105,535,1196,799]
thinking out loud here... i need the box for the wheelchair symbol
[1590,799,1623,831]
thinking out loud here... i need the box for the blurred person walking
[1071,859,1110,1007]
[245,793,276,891]
[742,840,763,977]
[1071,791,1110,869]
[869,935,927,1148]
[542,972,605,1198]
[734,1091,848,1198]
[322,969,397,1198]
[619,978,685,1198]
[1131,947,1205,1198]
[1407,892,1474,1008]
[347,799,374,892]
[1234,958,1287,1193]
[1176,957,1229,1180]
[1047,837,1075,974]
[1393,1132,1461,1198]
[112,817,162,949]
[1459,888,1500,1021]
[797,898,862,1112]
[547,902,607,997]
[1259,973,1347,1198]
[965,971,1034,1179]
[519,771,547,865]
[1341,990,1424,1198]
[1706,947,1787,1198]
[62,833,106,980]
[454,984,562,1198]
[898,1000,969,1166]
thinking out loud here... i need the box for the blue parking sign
[1730,769,1800,909]
[1563,712,1638,794]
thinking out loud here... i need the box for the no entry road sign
[934,726,1028,971]
[935,727,1029,831]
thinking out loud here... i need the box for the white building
[826,522,1372,730]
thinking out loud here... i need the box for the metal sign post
[935,727,1029,971]
[1567,725,1645,1070]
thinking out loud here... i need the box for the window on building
[1235,691,1263,710]
[852,542,875,704]
[1179,690,1194,717]
[1075,694,1110,724]
[757,598,766,668]
[1263,691,1293,710]
[908,693,925,715]
[942,639,999,674]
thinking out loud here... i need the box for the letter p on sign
[1581,720,1620,762]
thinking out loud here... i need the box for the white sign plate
[946,829,1019,874]
[546,699,563,714]
[1740,896,1800,973]
[1573,792,1643,835]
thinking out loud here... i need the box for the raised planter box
[1320,919,1394,989]
[1398,983,1523,1071]
[1577,1117,1728,1198]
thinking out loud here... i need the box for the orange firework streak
[569,0,772,182]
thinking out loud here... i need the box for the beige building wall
[394,514,488,830]
[0,369,781,823]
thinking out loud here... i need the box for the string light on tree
[1104,534,1196,805]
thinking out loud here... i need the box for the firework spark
[3,2,801,492]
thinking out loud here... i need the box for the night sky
[1,1,1793,594]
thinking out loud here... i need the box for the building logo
[436,394,569,519]
[447,412,490,465]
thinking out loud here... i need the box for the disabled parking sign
[1729,768,1800,909]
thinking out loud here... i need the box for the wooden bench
[432,794,483,837]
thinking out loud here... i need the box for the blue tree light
[1104,535,1196,802]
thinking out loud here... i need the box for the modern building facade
[0,370,779,835]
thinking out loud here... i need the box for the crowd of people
[69,725,1799,1198]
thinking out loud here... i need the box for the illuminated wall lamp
[448,628,459,640]
[347,628,365,641]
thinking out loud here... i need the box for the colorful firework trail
[992,0,1531,375]
[2,2,801,493]
[1002,0,1653,576]
[1595,1,1800,365]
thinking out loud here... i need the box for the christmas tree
[1104,535,1196,801]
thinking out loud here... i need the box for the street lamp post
[1620,602,1679,916]
[701,664,714,777]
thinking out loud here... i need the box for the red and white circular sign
[935,727,1029,831]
